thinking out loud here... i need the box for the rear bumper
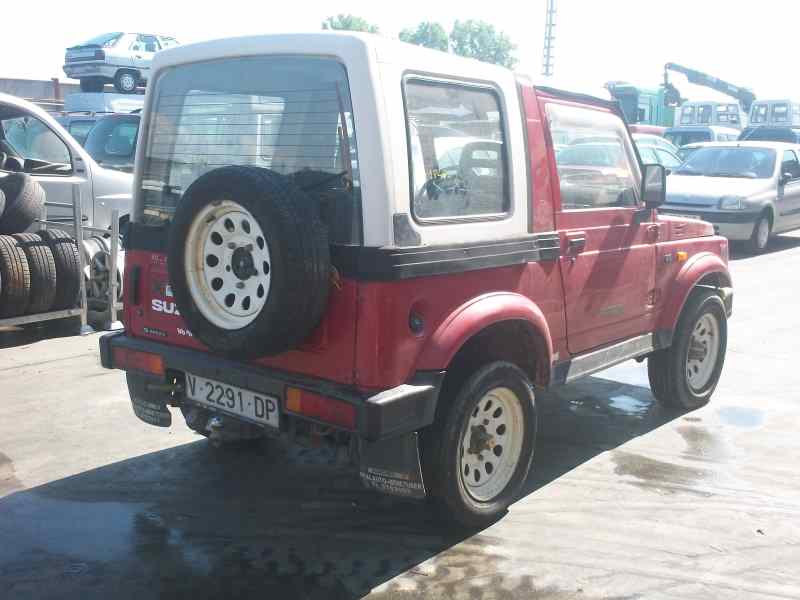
[63,62,120,80]
[99,332,443,442]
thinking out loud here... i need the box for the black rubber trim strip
[331,232,561,281]
[99,332,444,441]
[660,209,760,224]
[127,222,563,280]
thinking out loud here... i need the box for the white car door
[777,149,800,231]
[131,34,159,79]
[0,113,92,226]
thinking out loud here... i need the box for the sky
[1,0,798,103]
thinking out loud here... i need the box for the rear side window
[548,103,640,210]
[84,115,139,172]
[405,79,508,221]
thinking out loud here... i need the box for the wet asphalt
[2,235,800,599]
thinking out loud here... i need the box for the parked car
[660,141,800,252]
[53,112,99,145]
[100,33,733,528]
[0,92,132,229]
[738,126,800,143]
[83,113,140,174]
[637,144,682,170]
[633,133,680,155]
[665,126,740,147]
[63,32,180,93]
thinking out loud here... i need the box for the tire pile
[0,173,82,318]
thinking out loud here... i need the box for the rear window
[665,130,712,147]
[137,56,361,244]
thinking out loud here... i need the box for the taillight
[112,347,164,376]
[285,387,356,430]
[95,49,105,60]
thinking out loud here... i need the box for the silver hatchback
[660,141,800,252]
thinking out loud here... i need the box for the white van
[677,101,745,130]
[749,100,800,127]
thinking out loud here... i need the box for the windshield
[137,55,361,244]
[68,120,95,146]
[84,115,140,172]
[665,131,712,147]
[673,146,776,179]
[80,32,122,47]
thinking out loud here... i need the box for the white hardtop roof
[152,32,509,79]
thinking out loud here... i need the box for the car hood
[666,174,773,205]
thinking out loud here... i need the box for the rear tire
[37,228,81,309]
[747,212,771,254]
[0,234,31,317]
[422,361,536,529]
[79,78,105,93]
[12,233,56,314]
[0,173,46,234]
[648,289,727,411]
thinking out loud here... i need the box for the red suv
[100,34,733,527]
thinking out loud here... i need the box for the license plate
[185,372,279,429]
[675,213,703,220]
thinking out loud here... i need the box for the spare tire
[38,228,81,310]
[0,234,31,317]
[0,173,45,234]
[167,166,330,359]
[12,233,56,314]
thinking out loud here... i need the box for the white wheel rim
[184,200,271,330]
[756,218,770,248]
[120,74,136,91]
[686,312,720,392]
[459,387,525,503]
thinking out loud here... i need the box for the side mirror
[780,172,793,186]
[642,163,666,209]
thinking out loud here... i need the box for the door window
[1,115,71,173]
[548,103,640,210]
[781,150,800,179]
[405,79,508,221]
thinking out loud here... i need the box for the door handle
[568,237,586,252]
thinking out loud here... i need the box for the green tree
[449,20,518,69]
[322,14,380,34]
[399,21,449,51]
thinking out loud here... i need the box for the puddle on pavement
[676,425,731,463]
[716,406,764,429]
[612,450,711,495]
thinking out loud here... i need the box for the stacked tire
[0,173,81,318]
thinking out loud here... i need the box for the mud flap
[359,431,426,499]
[126,373,172,427]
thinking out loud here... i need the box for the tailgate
[124,249,360,385]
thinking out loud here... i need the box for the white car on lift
[63,32,180,93]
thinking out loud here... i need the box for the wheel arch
[658,252,732,334]
[416,292,554,390]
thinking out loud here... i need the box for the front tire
[747,212,771,254]
[422,362,536,529]
[113,70,138,93]
[648,289,727,411]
